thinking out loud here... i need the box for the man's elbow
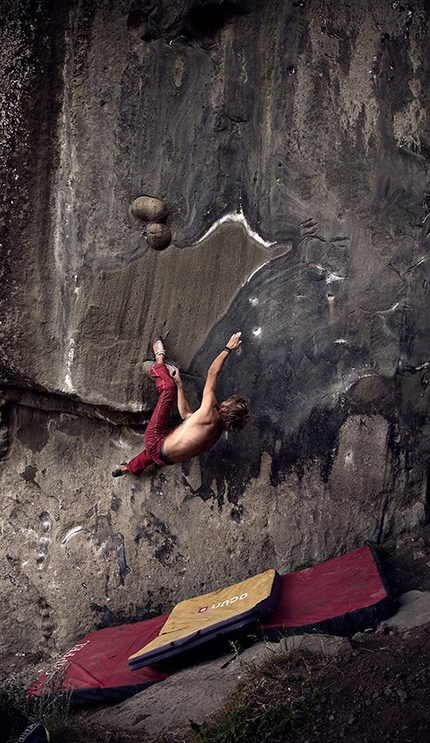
[205,365,220,383]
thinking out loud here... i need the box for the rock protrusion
[131,195,172,250]
[131,195,168,222]
[146,222,172,250]
[0,401,8,459]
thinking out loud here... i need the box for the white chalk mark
[61,526,85,545]
[375,302,400,315]
[326,273,345,284]
[344,451,354,467]
[65,337,75,391]
[195,209,276,248]
[246,261,270,282]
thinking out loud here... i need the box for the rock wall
[1,0,430,656]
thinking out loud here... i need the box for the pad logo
[197,593,248,613]
[52,640,91,672]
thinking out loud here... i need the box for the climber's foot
[112,463,128,478]
[152,335,166,360]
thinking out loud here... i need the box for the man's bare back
[163,399,224,461]
[164,332,243,461]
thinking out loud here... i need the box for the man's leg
[113,336,176,477]
[126,448,153,474]
[143,363,176,464]
[126,365,176,474]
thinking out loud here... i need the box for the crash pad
[260,545,397,637]
[28,547,396,706]
[128,568,281,670]
[28,614,170,705]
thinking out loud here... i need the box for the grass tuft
[0,666,103,743]
[0,668,30,743]
[364,540,397,557]
[156,646,331,743]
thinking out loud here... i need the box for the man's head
[218,395,251,432]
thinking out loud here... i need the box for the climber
[112,332,250,477]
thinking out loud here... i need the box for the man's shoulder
[188,403,219,425]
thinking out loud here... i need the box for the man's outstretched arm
[203,332,242,399]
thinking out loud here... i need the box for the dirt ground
[2,524,430,742]
[285,525,430,743]
[296,625,430,743]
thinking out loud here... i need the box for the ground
[2,524,430,742]
[297,623,430,743]
[284,525,430,743]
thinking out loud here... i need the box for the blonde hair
[219,396,251,432]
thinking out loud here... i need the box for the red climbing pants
[127,363,176,473]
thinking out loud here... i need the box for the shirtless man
[112,332,250,477]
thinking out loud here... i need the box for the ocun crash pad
[29,549,396,706]
[28,614,170,706]
[260,546,397,637]
[128,568,280,670]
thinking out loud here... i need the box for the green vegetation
[1,645,333,743]
[0,668,97,743]
[364,540,397,557]
[155,647,332,743]
[291,561,315,572]
[0,669,30,743]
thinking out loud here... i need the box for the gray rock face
[385,590,430,630]
[86,636,352,736]
[86,642,278,736]
[1,0,430,655]
[283,634,353,658]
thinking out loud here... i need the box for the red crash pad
[28,614,170,705]
[29,546,397,706]
[260,545,397,637]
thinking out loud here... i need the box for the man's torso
[163,405,223,462]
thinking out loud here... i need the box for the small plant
[364,540,397,557]
[291,561,314,572]
[0,668,30,743]
[28,668,74,740]
[0,665,105,743]
[179,647,328,743]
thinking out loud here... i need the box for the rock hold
[131,195,172,250]
[131,195,168,223]
[146,222,172,250]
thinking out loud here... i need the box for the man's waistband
[160,440,175,466]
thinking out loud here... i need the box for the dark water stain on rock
[16,407,49,454]
[135,511,179,567]
[19,464,41,488]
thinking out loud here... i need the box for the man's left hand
[225,332,242,351]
